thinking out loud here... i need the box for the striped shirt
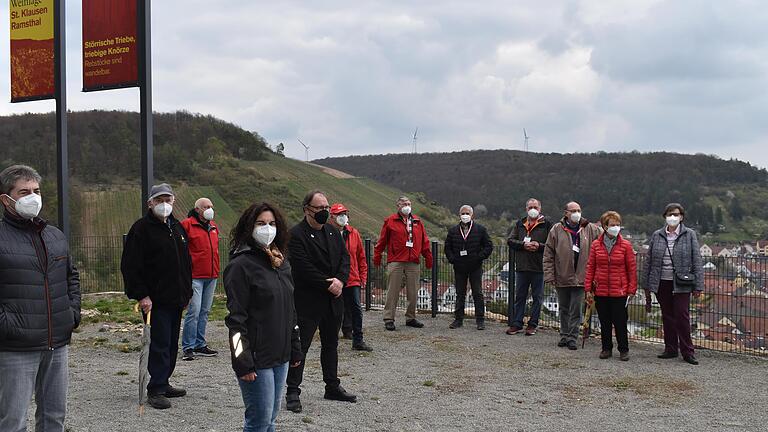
[661,225,681,280]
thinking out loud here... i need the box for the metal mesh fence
[70,236,767,356]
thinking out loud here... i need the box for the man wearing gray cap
[121,183,193,410]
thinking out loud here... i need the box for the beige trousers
[383,262,421,321]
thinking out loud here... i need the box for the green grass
[81,294,229,324]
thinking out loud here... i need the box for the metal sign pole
[138,0,153,209]
[54,0,69,238]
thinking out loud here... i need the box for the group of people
[501,198,704,364]
[0,162,706,432]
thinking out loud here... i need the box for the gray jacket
[0,213,81,351]
[642,224,704,293]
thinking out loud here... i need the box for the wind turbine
[412,128,419,154]
[297,138,309,162]
[523,128,530,152]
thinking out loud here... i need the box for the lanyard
[524,217,542,236]
[460,221,473,242]
[402,215,414,243]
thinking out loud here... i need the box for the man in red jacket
[179,198,220,361]
[374,196,433,331]
[329,203,373,351]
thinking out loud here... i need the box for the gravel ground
[44,310,768,432]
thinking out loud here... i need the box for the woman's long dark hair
[230,202,289,253]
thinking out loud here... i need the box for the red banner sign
[82,0,138,92]
[9,0,55,102]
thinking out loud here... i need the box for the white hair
[459,205,473,214]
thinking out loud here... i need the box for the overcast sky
[2,1,767,168]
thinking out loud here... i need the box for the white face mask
[152,202,173,218]
[335,214,349,226]
[527,208,540,219]
[202,208,215,221]
[400,206,412,216]
[606,226,621,237]
[4,193,42,219]
[253,224,277,247]
[460,214,472,224]
[666,215,681,227]
[569,212,582,224]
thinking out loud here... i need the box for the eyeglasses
[667,212,682,217]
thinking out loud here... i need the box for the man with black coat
[0,165,81,432]
[285,190,356,413]
[444,205,494,330]
[121,183,193,410]
[506,198,554,336]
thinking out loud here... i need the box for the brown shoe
[524,326,536,336]
[620,352,629,361]
[599,350,612,359]
[505,326,521,335]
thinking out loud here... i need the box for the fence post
[431,240,438,318]
[507,245,515,326]
[365,238,372,311]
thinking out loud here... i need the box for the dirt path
[52,311,768,431]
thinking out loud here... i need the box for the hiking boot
[341,331,353,340]
[657,351,677,359]
[557,338,568,347]
[449,319,463,329]
[193,346,218,357]
[476,320,485,331]
[405,319,424,328]
[324,386,357,403]
[147,394,171,410]
[181,349,195,361]
[352,341,373,352]
[599,350,612,359]
[505,326,521,335]
[165,386,187,398]
[385,321,396,331]
[567,340,577,350]
[524,326,536,336]
[286,394,302,413]
[619,352,629,361]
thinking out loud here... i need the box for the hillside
[0,111,456,241]
[316,150,768,241]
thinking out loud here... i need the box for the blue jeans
[0,346,68,432]
[238,362,289,432]
[341,286,364,344]
[508,271,544,328]
[182,278,217,351]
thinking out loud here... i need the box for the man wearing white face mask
[543,201,601,350]
[122,183,193,409]
[445,205,493,330]
[0,165,81,432]
[506,198,553,336]
[180,198,221,361]
[329,203,372,351]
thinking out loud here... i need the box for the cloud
[1,0,766,168]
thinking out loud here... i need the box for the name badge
[523,236,531,243]
[406,241,414,248]
[460,250,468,256]
[572,245,580,253]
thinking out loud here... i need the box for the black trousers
[286,299,342,396]
[147,304,182,395]
[454,266,484,321]
[594,296,629,353]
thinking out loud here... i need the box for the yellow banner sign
[9,0,55,102]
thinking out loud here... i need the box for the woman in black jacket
[224,202,303,432]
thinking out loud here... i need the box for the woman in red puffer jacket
[584,211,637,361]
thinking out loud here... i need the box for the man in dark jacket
[121,183,193,410]
[0,165,81,432]
[506,198,553,336]
[285,190,356,413]
[444,205,494,330]
[179,197,220,361]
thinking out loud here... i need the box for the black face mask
[313,209,330,225]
